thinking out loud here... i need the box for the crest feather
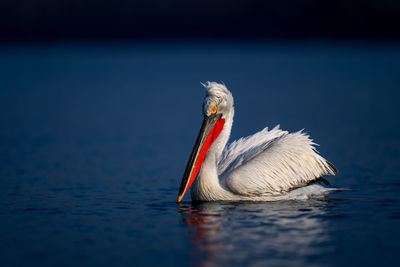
[201,81,233,103]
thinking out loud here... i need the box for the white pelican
[177,82,338,202]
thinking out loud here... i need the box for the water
[0,42,399,266]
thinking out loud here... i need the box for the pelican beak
[177,114,225,202]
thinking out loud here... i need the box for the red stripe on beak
[178,116,225,202]
[184,118,225,195]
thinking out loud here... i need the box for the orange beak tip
[177,195,183,203]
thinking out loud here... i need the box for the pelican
[177,82,338,202]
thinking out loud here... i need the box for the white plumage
[180,82,338,202]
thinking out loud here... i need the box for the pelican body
[177,82,337,202]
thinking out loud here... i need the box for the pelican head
[202,82,234,119]
[177,82,234,202]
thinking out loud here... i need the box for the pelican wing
[218,125,287,176]
[219,126,337,196]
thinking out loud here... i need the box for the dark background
[1,0,400,42]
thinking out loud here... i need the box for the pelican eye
[210,105,218,114]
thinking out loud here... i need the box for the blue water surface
[0,42,399,266]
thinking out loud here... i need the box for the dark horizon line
[2,35,400,44]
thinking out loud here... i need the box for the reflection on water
[178,200,334,266]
